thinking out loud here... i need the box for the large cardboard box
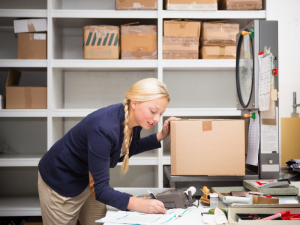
[14,19,47,33]
[121,24,157,59]
[18,33,47,59]
[83,26,119,59]
[164,20,201,37]
[163,37,199,59]
[165,0,217,10]
[200,46,236,59]
[6,69,47,109]
[218,0,262,10]
[201,22,239,46]
[170,120,245,176]
[116,0,158,10]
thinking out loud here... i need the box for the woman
[38,78,177,225]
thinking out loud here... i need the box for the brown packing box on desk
[218,0,262,10]
[170,120,245,176]
[121,24,157,59]
[18,33,47,59]
[200,46,236,59]
[83,26,119,59]
[165,0,217,10]
[164,20,201,37]
[116,0,158,10]
[6,69,47,109]
[163,37,199,59]
[201,22,239,46]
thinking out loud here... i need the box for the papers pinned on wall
[246,111,260,166]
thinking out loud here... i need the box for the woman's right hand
[127,197,166,214]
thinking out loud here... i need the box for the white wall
[266,0,300,163]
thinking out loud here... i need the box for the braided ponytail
[121,99,130,175]
[120,78,170,176]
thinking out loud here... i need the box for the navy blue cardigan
[38,103,161,211]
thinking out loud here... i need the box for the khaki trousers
[38,171,107,225]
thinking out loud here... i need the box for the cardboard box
[201,22,239,46]
[165,0,217,10]
[218,0,262,10]
[116,0,158,10]
[200,46,236,59]
[121,24,157,60]
[6,69,47,109]
[163,37,199,59]
[83,26,119,59]
[18,33,47,59]
[14,19,47,33]
[24,217,43,225]
[256,196,279,204]
[164,20,201,37]
[170,120,245,176]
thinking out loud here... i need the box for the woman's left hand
[157,117,180,142]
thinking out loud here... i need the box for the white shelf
[118,152,159,166]
[0,154,44,167]
[0,60,48,68]
[52,60,158,70]
[0,196,41,217]
[163,60,235,70]
[52,10,158,18]
[0,109,48,117]
[51,109,96,117]
[162,10,266,19]
[163,154,171,165]
[164,108,241,117]
[0,9,47,17]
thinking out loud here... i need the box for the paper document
[96,208,192,225]
[258,53,271,111]
[261,108,278,153]
[246,111,260,166]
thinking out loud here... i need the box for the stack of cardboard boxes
[164,0,218,10]
[115,0,158,10]
[14,19,47,59]
[200,22,239,59]
[218,0,262,10]
[163,20,201,59]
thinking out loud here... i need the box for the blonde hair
[121,78,170,175]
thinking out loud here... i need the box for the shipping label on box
[200,46,236,59]
[14,19,47,33]
[83,26,119,59]
[170,120,245,176]
[6,69,47,109]
[164,20,201,37]
[218,0,262,10]
[163,37,199,59]
[201,22,239,46]
[116,0,158,10]
[165,0,217,10]
[121,24,157,59]
[18,33,47,59]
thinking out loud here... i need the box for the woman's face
[131,98,169,129]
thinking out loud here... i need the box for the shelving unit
[0,0,267,217]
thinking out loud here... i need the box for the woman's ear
[131,100,137,109]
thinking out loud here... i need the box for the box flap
[6,68,21,87]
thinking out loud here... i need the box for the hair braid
[121,99,130,176]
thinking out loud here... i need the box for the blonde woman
[38,78,178,225]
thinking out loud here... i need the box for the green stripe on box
[114,34,119,46]
[102,33,109,46]
[85,32,93,46]
[108,33,115,46]
[91,33,97,46]
[97,38,102,46]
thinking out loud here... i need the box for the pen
[261,210,290,221]
[147,190,156,199]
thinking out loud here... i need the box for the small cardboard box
[83,26,119,59]
[14,19,47,33]
[163,37,199,59]
[165,0,217,10]
[121,24,157,60]
[256,196,279,204]
[228,208,300,224]
[200,46,236,59]
[170,120,245,176]
[201,22,239,46]
[218,0,262,10]
[6,69,47,109]
[18,33,47,59]
[116,0,158,10]
[164,20,201,37]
